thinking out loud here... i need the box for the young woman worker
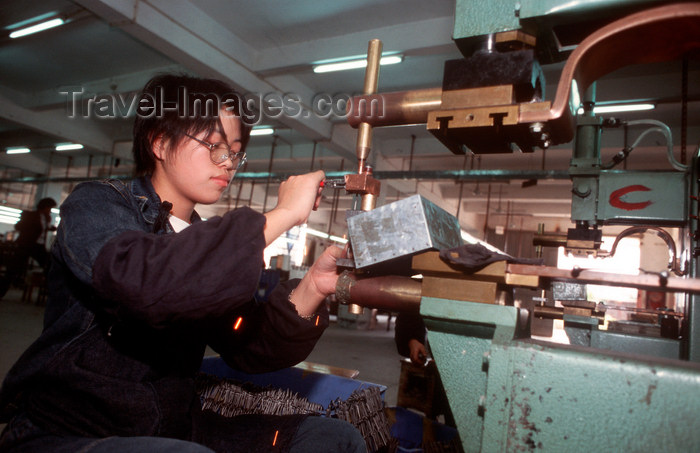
[0,74,366,453]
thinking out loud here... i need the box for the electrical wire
[602,119,686,171]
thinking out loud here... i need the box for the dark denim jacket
[0,177,328,444]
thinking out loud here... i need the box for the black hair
[37,198,57,211]
[132,73,252,176]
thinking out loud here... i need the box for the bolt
[529,122,544,134]
[482,352,490,372]
[478,395,487,417]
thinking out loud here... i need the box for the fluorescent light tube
[55,143,84,151]
[6,147,30,154]
[313,55,403,73]
[0,206,22,215]
[0,215,21,225]
[250,127,274,136]
[577,103,655,115]
[9,18,64,39]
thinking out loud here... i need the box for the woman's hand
[289,246,344,317]
[263,170,324,245]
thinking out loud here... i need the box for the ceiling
[0,0,698,247]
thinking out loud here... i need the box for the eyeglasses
[186,134,247,169]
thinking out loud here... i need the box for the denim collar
[130,176,162,227]
[128,176,201,233]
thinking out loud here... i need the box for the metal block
[347,195,462,270]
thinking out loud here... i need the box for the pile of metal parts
[326,386,392,453]
[196,373,324,417]
[196,374,397,452]
[335,2,700,451]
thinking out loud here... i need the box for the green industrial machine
[433,2,700,451]
[342,1,700,451]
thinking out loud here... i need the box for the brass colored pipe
[360,194,377,211]
[348,39,384,314]
[336,271,422,313]
[347,87,442,128]
[355,39,382,174]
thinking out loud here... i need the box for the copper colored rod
[508,263,700,294]
[347,87,442,128]
[355,39,383,174]
[336,272,422,313]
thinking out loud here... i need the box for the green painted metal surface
[421,298,524,452]
[423,298,700,452]
[453,0,520,41]
[519,0,665,20]
[454,0,670,41]
[484,340,700,451]
[596,171,688,226]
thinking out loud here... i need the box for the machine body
[340,2,700,451]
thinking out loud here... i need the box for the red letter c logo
[609,185,652,211]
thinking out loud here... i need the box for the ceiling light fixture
[0,206,22,216]
[577,103,655,115]
[0,206,22,226]
[9,17,65,39]
[250,127,274,136]
[313,54,403,74]
[55,143,84,151]
[6,147,30,154]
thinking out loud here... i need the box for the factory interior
[1,0,700,451]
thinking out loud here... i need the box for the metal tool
[320,178,346,189]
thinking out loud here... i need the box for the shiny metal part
[346,39,385,315]
[335,270,422,312]
[355,39,382,174]
[551,281,587,301]
[344,171,381,196]
[347,87,442,128]
[598,226,684,276]
[347,195,463,270]
[320,178,346,189]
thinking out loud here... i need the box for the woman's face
[153,112,242,212]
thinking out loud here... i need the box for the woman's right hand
[263,170,325,245]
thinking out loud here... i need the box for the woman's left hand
[289,246,344,317]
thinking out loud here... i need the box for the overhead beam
[253,16,456,72]
[23,64,184,109]
[76,0,350,148]
[0,93,115,154]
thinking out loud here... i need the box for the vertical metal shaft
[349,39,383,316]
[356,39,382,175]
